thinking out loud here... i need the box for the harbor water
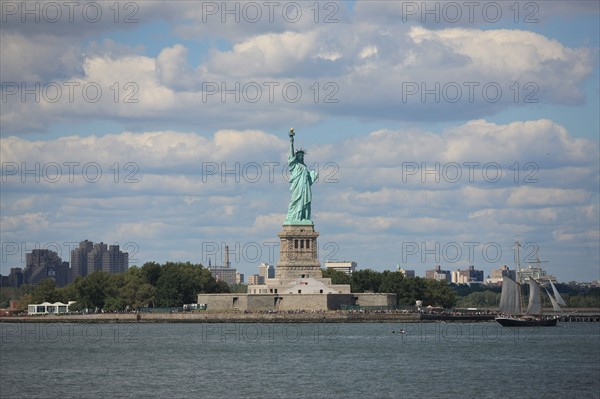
[1,322,598,398]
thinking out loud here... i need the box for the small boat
[495,240,564,327]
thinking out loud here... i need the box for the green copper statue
[284,128,318,225]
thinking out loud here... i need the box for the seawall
[0,312,424,323]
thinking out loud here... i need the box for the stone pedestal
[276,224,322,279]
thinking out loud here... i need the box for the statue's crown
[295,148,306,155]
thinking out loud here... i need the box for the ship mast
[515,237,524,314]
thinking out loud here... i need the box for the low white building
[325,261,357,275]
[27,301,76,315]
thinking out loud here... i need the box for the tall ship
[495,240,566,327]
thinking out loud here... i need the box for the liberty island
[199,129,395,310]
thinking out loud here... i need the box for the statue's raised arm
[289,128,295,159]
[284,128,317,225]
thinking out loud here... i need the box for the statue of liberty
[284,128,318,224]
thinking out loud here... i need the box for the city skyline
[1,240,129,287]
[1,241,579,287]
[1,1,598,282]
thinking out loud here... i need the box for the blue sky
[1,1,599,282]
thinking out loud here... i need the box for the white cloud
[506,187,591,207]
[353,1,599,28]
[359,45,378,59]
[0,1,597,281]
[442,119,595,166]
[2,120,596,280]
[156,44,194,90]
[206,31,320,77]
[2,23,595,133]
[0,33,82,82]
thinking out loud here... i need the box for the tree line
[323,269,458,308]
[323,269,600,309]
[3,263,598,311]
[14,262,229,312]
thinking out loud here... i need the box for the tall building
[425,265,450,282]
[207,244,237,285]
[236,271,244,284]
[247,274,264,285]
[258,263,275,280]
[487,265,517,285]
[209,267,237,285]
[71,240,128,279]
[104,244,129,273]
[23,249,69,287]
[0,267,24,288]
[87,242,107,273]
[88,242,128,274]
[452,265,484,284]
[71,240,93,280]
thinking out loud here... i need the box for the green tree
[17,293,34,312]
[57,283,77,303]
[422,279,457,308]
[136,283,157,308]
[456,291,500,308]
[322,269,352,285]
[30,278,63,303]
[103,296,125,312]
[351,269,383,293]
[0,291,9,308]
[119,267,157,309]
[141,262,162,286]
[72,271,111,310]
[215,280,231,293]
[379,270,405,294]
[155,262,222,307]
[396,277,424,306]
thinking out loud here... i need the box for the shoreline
[0,312,494,324]
[3,309,596,324]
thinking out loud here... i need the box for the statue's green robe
[285,154,317,224]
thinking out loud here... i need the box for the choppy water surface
[1,322,598,398]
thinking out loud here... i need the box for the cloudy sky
[1,1,598,282]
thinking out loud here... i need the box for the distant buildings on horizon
[1,240,128,288]
[71,240,128,281]
[206,245,238,286]
[0,241,587,289]
[245,263,275,286]
[325,261,357,275]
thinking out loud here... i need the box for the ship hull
[495,316,558,327]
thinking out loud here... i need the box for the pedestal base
[276,224,322,279]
